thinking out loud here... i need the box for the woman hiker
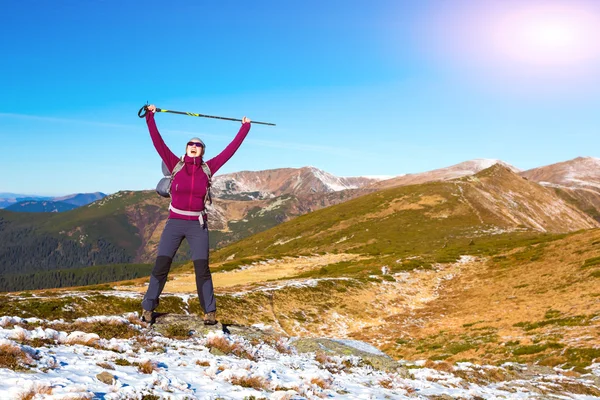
[141,104,251,325]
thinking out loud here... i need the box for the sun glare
[489,3,600,67]
[423,0,600,85]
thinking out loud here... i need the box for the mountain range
[1,158,599,288]
[521,156,600,221]
[4,200,78,213]
[0,192,106,210]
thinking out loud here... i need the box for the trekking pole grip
[138,105,148,118]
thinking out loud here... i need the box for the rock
[150,314,402,374]
[152,313,284,342]
[152,313,222,337]
[96,371,115,385]
[291,337,405,373]
[516,364,557,379]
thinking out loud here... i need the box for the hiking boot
[141,309,153,323]
[204,312,217,326]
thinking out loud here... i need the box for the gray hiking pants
[142,218,216,314]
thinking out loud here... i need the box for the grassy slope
[363,228,600,370]
[552,186,600,222]
[212,166,570,278]
[6,230,598,370]
[0,191,160,257]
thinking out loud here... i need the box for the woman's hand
[147,104,157,113]
[242,116,251,124]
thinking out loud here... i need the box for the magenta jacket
[146,111,251,221]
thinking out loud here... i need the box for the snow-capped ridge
[212,166,381,199]
[521,156,600,191]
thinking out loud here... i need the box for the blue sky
[1,0,600,195]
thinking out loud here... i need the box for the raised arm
[206,117,251,174]
[145,105,179,172]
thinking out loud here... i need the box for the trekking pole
[138,105,276,126]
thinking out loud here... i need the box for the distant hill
[53,192,106,207]
[0,194,52,209]
[0,192,106,210]
[212,166,382,200]
[5,200,78,213]
[521,156,600,188]
[521,157,600,221]
[372,159,520,190]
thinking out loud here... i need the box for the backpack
[156,157,213,207]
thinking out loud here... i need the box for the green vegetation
[53,321,139,340]
[0,263,153,292]
[0,293,188,320]
[490,241,561,269]
[164,324,191,339]
[582,256,600,268]
[562,348,600,373]
[0,215,132,276]
[210,176,568,282]
[544,309,562,319]
[514,314,597,331]
[114,358,132,366]
[511,342,563,356]
[211,194,302,249]
[413,328,499,360]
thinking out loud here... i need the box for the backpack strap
[165,156,186,196]
[172,156,186,177]
[201,162,212,206]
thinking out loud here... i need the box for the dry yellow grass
[229,375,268,390]
[0,343,33,370]
[379,379,394,389]
[17,383,52,400]
[65,333,99,347]
[357,229,600,364]
[424,359,454,373]
[137,359,157,374]
[310,377,330,389]
[205,335,255,360]
[96,361,114,370]
[121,253,364,293]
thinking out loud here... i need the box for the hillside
[112,211,600,373]
[3,212,599,389]
[521,156,600,221]
[5,200,78,213]
[0,194,52,209]
[110,164,598,370]
[372,158,520,190]
[0,169,377,284]
[2,164,600,393]
[521,156,600,188]
[53,192,106,207]
[212,166,380,200]
[2,162,598,291]
[212,165,597,266]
